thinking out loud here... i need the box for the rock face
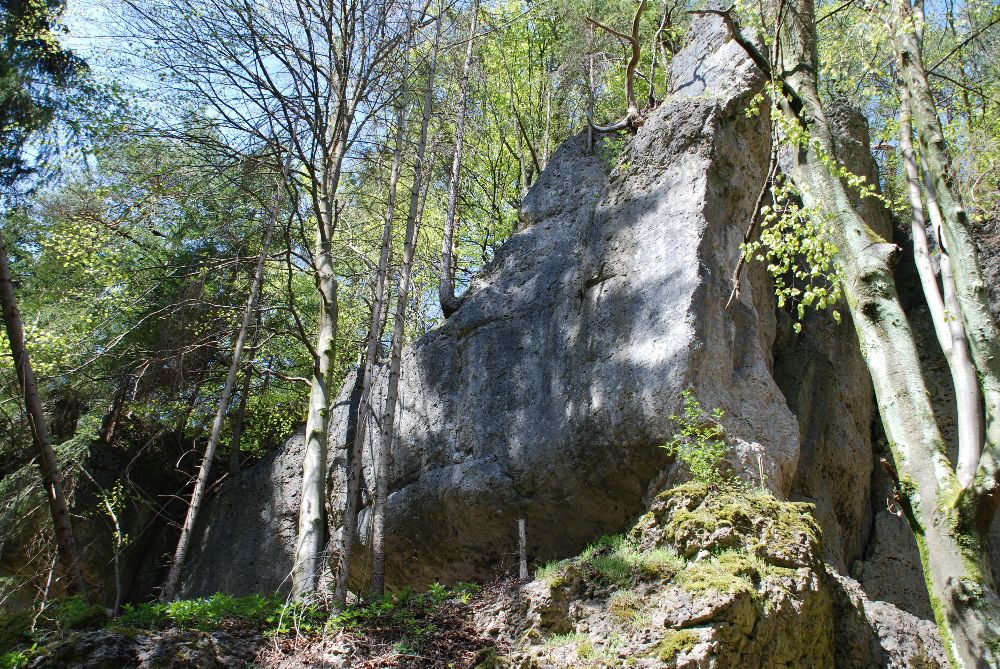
[175,18,968,668]
[320,14,800,591]
[26,628,258,669]
[180,17,884,599]
[184,16,802,595]
[474,483,946,669]
[180,434,306,597]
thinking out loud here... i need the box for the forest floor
[1,581,508,668]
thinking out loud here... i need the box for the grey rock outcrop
[27,628,259,669]
[180,434,306,597]
[182,14,803,595]
[322,14,799,591]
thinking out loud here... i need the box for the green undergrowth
[1,596,107,668]
[1,582,482,668]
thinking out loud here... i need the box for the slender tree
[439,0,479,318]
[119,0,413,598]
[370,2,443,597]
[0,230,86,596]
[754,0,1000,662]
[333,35,414,610]
[160,152,286,601]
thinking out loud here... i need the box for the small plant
[543,631,587,648]
[598,134,629,173]
[663,390,735,488]
[427,582,449,604]
[0,647,32,669]
[608,589,642,622]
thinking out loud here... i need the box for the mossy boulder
[633,482,823,569]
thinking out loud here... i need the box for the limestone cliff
[174,15,980,669]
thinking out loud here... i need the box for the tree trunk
[330,52,413,611]
[899,90,983,488]
[439,0,478,319]
[161,168,281,601]
[292,208,339,599]
[369,6,442,597]
[777,0,1000,663]
[892,0,1000,518]
[0,230,86,597]
[228,322,259,477]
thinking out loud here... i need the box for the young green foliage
[662,390,735,488]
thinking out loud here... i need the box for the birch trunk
[370,7,442,596]
[161,169,281,601]
[777,1,1000,663]
[439,0,478,318]
[292,200,340,598]
[0,230,86,597]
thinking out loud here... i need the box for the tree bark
[439,0,478,319]
[292,185,341,599]
[161,162,283,601]
[369,6,442,597]
[228,321,259,477]
[892,0,1000,521]
[776,0,1000,663]
[330,44,413,611]
[0,230,86,598]
[899,90,982,488]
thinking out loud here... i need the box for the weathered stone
[181,13,802,595]
[829,572,947,669]
[27,628,258,669]
[324,12,798,591]
[475,479,835,668]
[180,434,305,597]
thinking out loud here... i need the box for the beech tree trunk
[898,90,982,488]
[161,167,282,601]
[439,0,478,318]
[0,230,86,597]
[292,188,341,598]
[892,0,1000,518]
[369,6,442,597]
[776,0,1000,664]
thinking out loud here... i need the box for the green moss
[536,559,573,587]
[543,631,587,648]
[654,629,699,662]
[679,550,757,596]
[540,535,685,592]
[608,590,641,621]
[648,482,821,570]
[913,532,958,669]
[472,647,502,669]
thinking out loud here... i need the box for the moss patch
[540,535,685,591]
[640,482,822,570]
[654,629,700,662]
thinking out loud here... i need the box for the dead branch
[588,0,648,133]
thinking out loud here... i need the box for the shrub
[662,390,736,488]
